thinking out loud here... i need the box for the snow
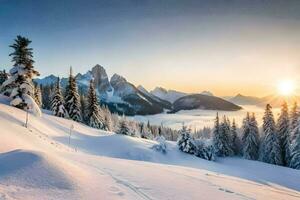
[0,99,300,199]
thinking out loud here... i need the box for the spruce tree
[34,83,42,107]
[51,77,68,118]
[117,119,130,135]
[213,114,233,157]
[1,36,40,112]
[277,102,291,166]
[103,105,113,131]
[242,113,260,160]
[231,119,241,155]
[177,125,197,154]
[290,129,300,169]
[87,79,106,129]
[65,67,82,122]
[290,102,299,140]
[80,94,88,123]
[261,104,283,165]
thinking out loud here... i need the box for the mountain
[108,74,171,115]
[229,94,262,105]
[35,74,58,86]
[35,65,171,115]
[229,93,300,107]
[171,94,242,113]
[150,87,187,103]
[137,85,172,110]
[200,91,214,96]
[258,94,300,107]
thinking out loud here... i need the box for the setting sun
[278,80,295,96]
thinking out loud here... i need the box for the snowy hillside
[0,100,300,199]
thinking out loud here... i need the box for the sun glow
[277,80,295,96]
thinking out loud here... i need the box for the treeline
[177,102,300,170]
[0,35,179,142]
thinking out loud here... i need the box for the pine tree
[34,83,42,107]
[231,119,241,155]
[290,129,300,169]
[65,67,82,122]
[80,94,88,123]
[0,70,8,85]
[277,102,291,166]
[177,125,197,154]
[51,77,68,118]
[1,36,40,114]
[290,102,299,141]
[87,79,106,129]
[213,113,233,157]
[242,113,260,160]
[261,104,283,165]
[117,119,130,135]
[103,105,113,131]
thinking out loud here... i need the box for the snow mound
[0,150,74,190]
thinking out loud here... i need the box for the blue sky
[1,0,300,96]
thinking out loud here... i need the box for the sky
[0,0,300,97]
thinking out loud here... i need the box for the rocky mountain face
[35,65,171,115]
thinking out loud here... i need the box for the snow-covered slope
[0,99,300,199]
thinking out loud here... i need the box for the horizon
[1,0,300,96]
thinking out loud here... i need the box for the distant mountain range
[171,94,242,113]
[35,64,242,115]
[228,94,300,107]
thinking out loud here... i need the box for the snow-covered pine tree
[152,135,167,154]
[87,79,106,129]
[231,119,241,155]
[290,102,299,141]
[41,83,55,110]
[1,36,40,115]
[34,83,42,107]
[242,113,260,160]
[261,104,283,165]
[80,94,88,124]
[177,125,197,154]
[64,67,82,122]
[290,128,300,169]
[194,139,215,161]
[50,77,68,118]
[117,119,130,135]
[277,102,291,166]
[102,105,113,131]
[213,114,233,157]
[0,70,8,85]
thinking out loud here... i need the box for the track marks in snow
[81,162,154,200]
